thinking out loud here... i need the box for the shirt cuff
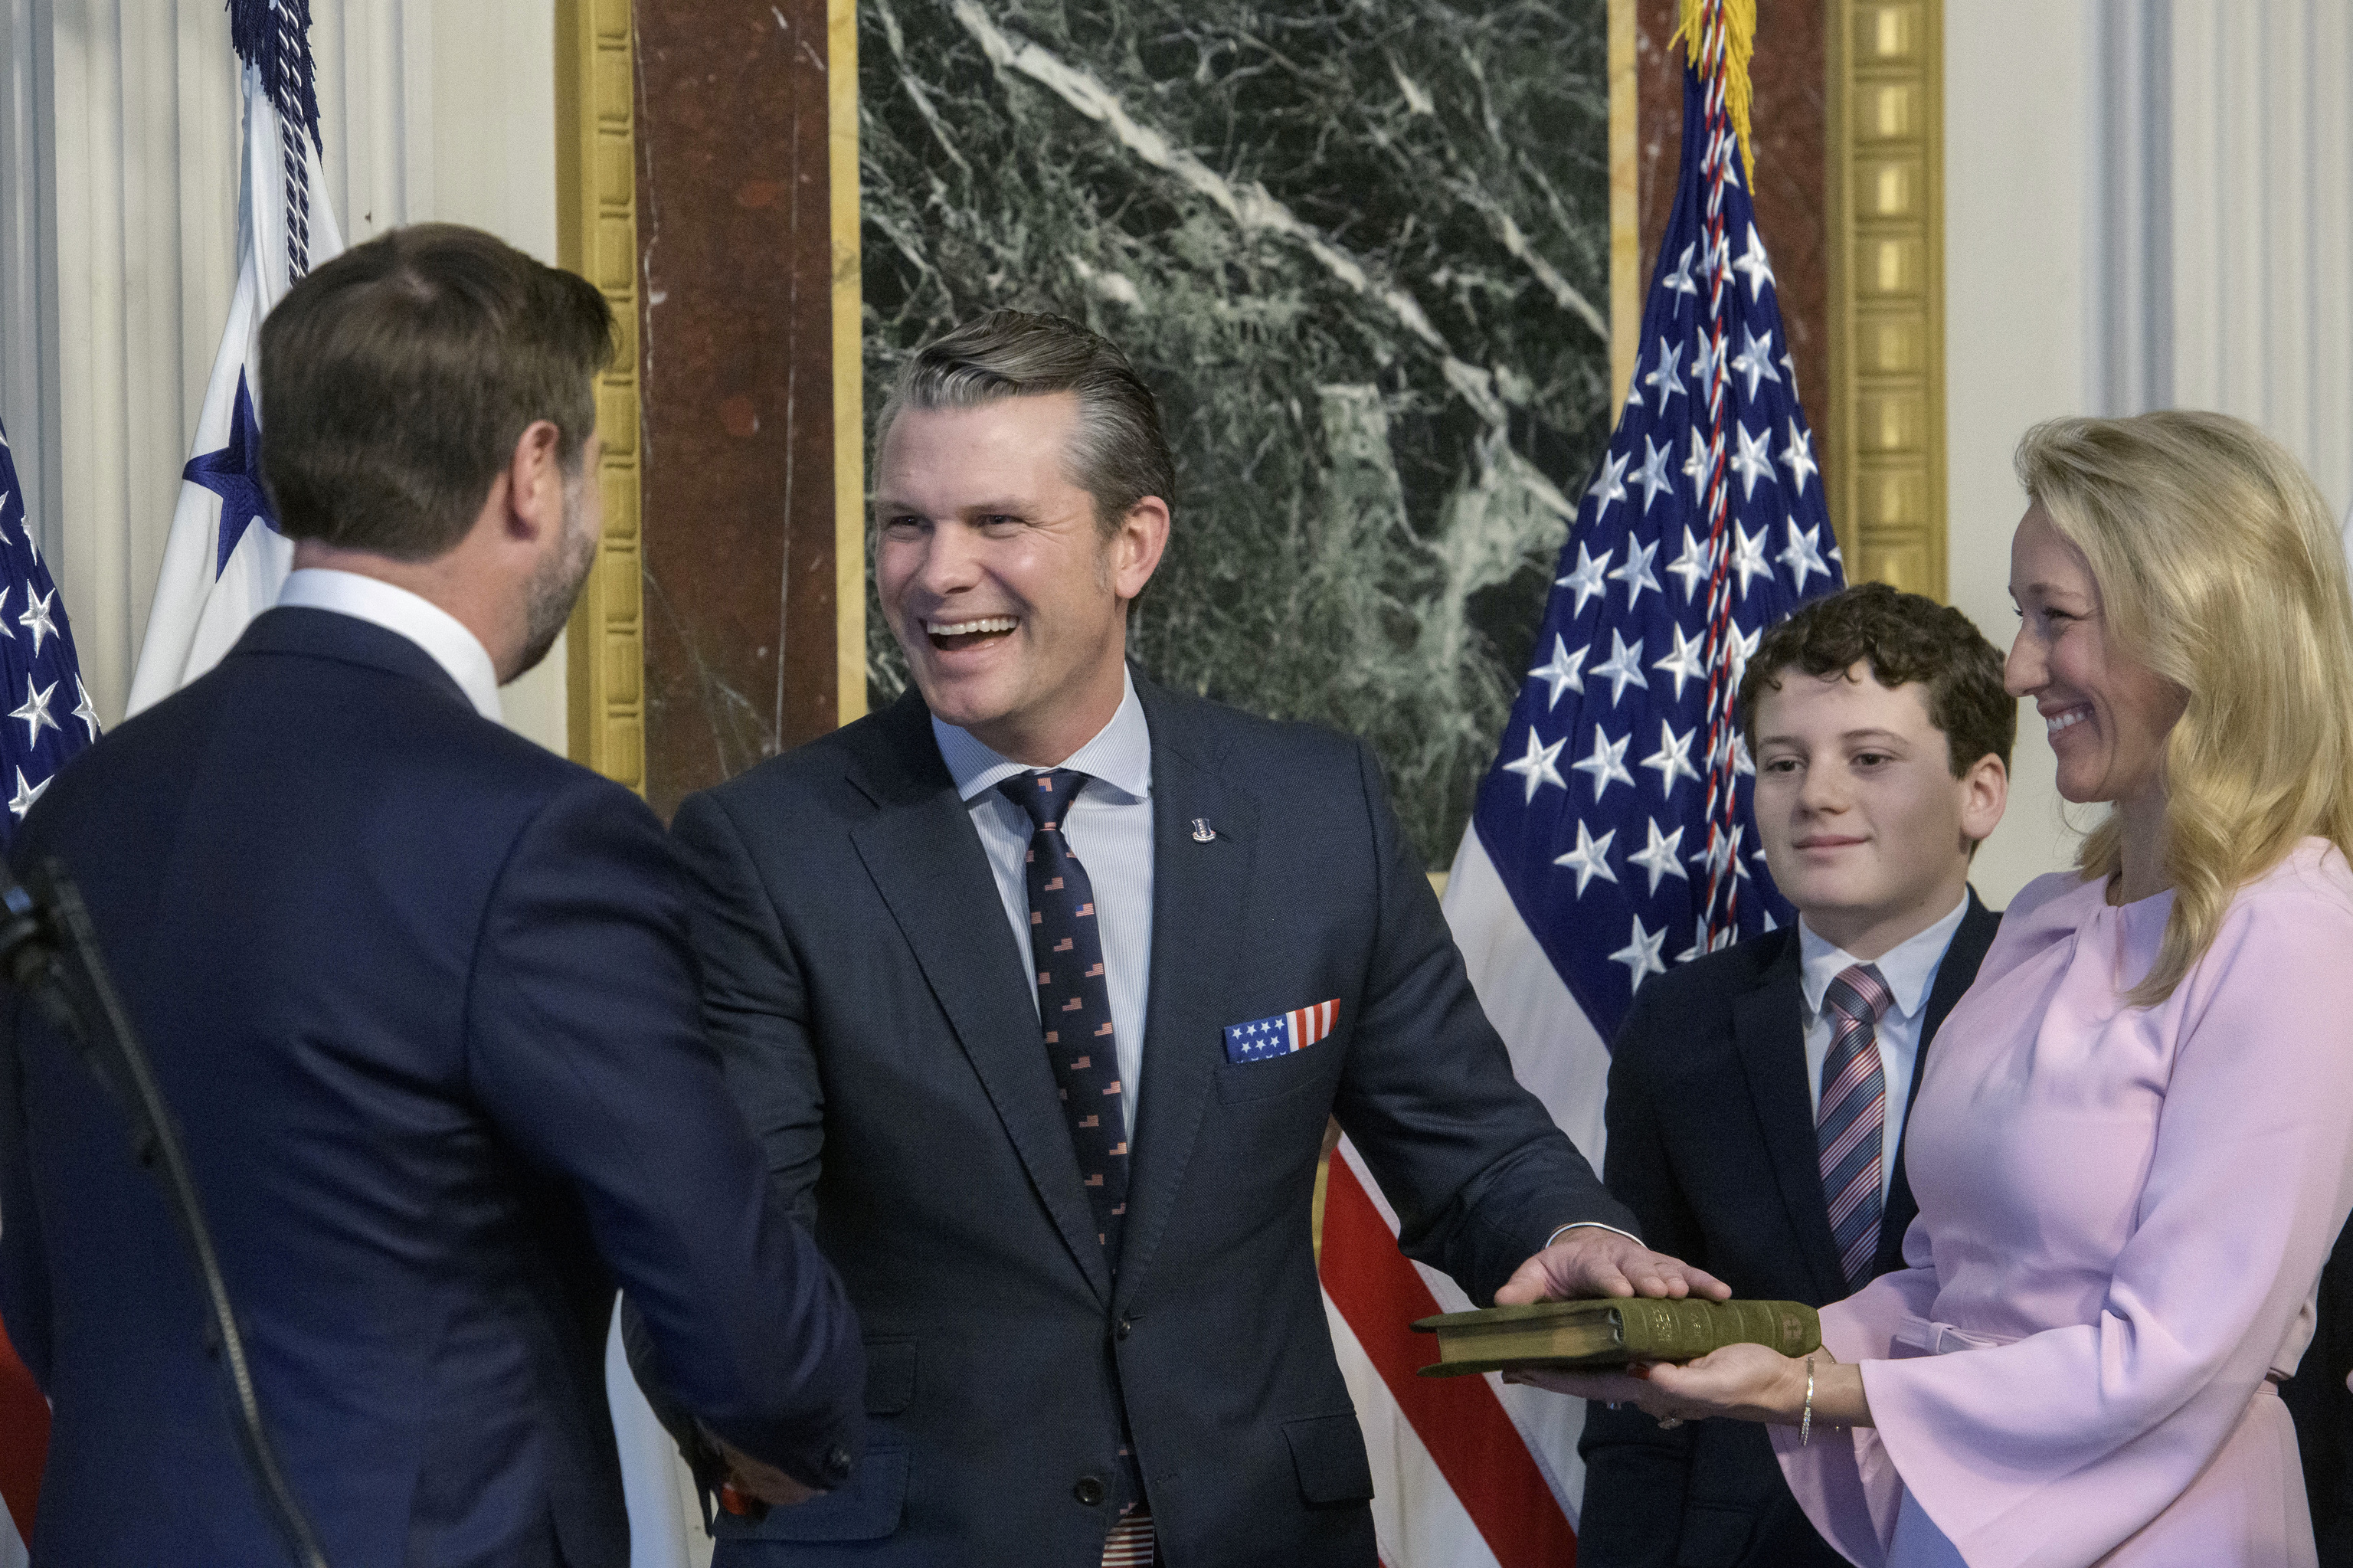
[1543,1221,1643,1252]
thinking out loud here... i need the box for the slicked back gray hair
[877,309,1177,535]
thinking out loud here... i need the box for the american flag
[1320,5,1844,1563]
[1468,11,1843,1045]
[1222,1000,1340,1063]
[0,422,97,843]
[0,414,92,1562]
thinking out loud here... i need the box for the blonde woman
[1527,411,2353,1566]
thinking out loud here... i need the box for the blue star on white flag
[124,1,344,716]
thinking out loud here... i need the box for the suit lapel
[1118,684,1258,1307]
[1877,889,2000,1268]
[1732,935,1851,1301]
[844,697,1115,1302]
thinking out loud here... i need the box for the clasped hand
[1501,1342,1830,1428]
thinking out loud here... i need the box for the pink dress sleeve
[1780,853,2353,1567]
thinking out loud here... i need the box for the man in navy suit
[0,224,864,1566]
[665,309,1726,1567]
[1573,584,2013,1567]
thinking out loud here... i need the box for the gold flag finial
[1670,0,1758,188]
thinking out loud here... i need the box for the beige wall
[1942,0,2092,908]
[1942,0,2353,908]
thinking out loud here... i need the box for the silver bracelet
[1800,1354,1815,1447]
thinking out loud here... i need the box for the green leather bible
[1411,1297,1821,1378]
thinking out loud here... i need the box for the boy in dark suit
[1576,582,2014,1568]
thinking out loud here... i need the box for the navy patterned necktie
[998,769,1131,1265]
[1818,963,1893,1294]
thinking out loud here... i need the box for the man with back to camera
[657,307,1732,1567]
[0,223,865,1566]
[1571,582,2011,1567]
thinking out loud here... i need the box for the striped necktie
[1818,963,1893,1294]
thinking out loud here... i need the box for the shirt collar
[1798,892,1972,1021]
[276,568,502,722]
[932,666,1152,805]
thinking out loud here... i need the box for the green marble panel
[862,0,1611,868]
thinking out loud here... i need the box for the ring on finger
[1656,1415,1684,1430]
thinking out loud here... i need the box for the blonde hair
[2017,411,2353,1004]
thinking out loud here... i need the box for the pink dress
[1773,840,2353,1567]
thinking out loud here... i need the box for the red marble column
[1638,0,1831,504]
[636,0,840,820]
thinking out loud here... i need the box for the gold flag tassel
[1671,0,1759,188]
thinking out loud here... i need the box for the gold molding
[830,0,866,728]
[556,0,647,791]
[1608,0,1641,420]
[1826,0,1946,598]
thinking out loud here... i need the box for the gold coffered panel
[1828,0,1946,598]
[557,0,647,792]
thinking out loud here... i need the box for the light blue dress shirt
[933,669,1155,1138]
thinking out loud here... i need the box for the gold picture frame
[555,0,647,791]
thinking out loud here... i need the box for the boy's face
[1751,663,2007,960]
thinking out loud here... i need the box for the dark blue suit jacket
[1576,896,1998,1568]
[668,679,1635,1567]
[0,608,864,1567]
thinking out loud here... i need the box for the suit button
[1073,1475,1108,1507]
[1116,1314,1133,1340]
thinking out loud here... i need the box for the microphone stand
[0,858,329,1568]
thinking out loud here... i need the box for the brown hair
[258,222,614,561]
[1738,581,2016,777]
[876,309,1176,535]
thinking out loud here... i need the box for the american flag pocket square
[1222,999,1340,1064]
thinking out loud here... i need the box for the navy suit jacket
[0,609,864,1568]
[667,678,1635,1567]
[1577,895,2000,1568]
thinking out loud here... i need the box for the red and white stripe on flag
[1287,998,1339,1053]
[0,1320,46,1558]
[1317,830,1614,1566]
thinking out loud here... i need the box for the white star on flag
[11,677,56,746]
[1572,725,1635,801]
[1590,631,1649,705]
[1626,818,1691,894]
[1641,720,1703,795]
[1552,820,1619,895]
[1651,624,1709,701]
[1527,637,1587,709]
[1608,915,1669,987]
[1608,536,1661,609]
[1555,542,1612,615]
[1501,727,1568,803]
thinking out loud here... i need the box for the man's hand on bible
[1493,1226,1730,1307]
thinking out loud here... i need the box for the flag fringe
[1671,0,1758,188]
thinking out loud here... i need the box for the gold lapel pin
[1190,817,1216,843]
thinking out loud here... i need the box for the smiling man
[662,309,1726,1567]
[1576,581,2011,1568]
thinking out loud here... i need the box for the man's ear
[502,419,567,545]
[1108,495,1170,604]
[1957,751,2009,849]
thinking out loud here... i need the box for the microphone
[0,858,331,1568]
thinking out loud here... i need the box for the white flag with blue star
[124,3,342,717]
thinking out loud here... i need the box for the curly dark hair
[1737,581,2015,777]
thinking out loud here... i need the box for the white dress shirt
[934,669,1154,1137]
[1798,892,1971,1207]
[277,568,502,721]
